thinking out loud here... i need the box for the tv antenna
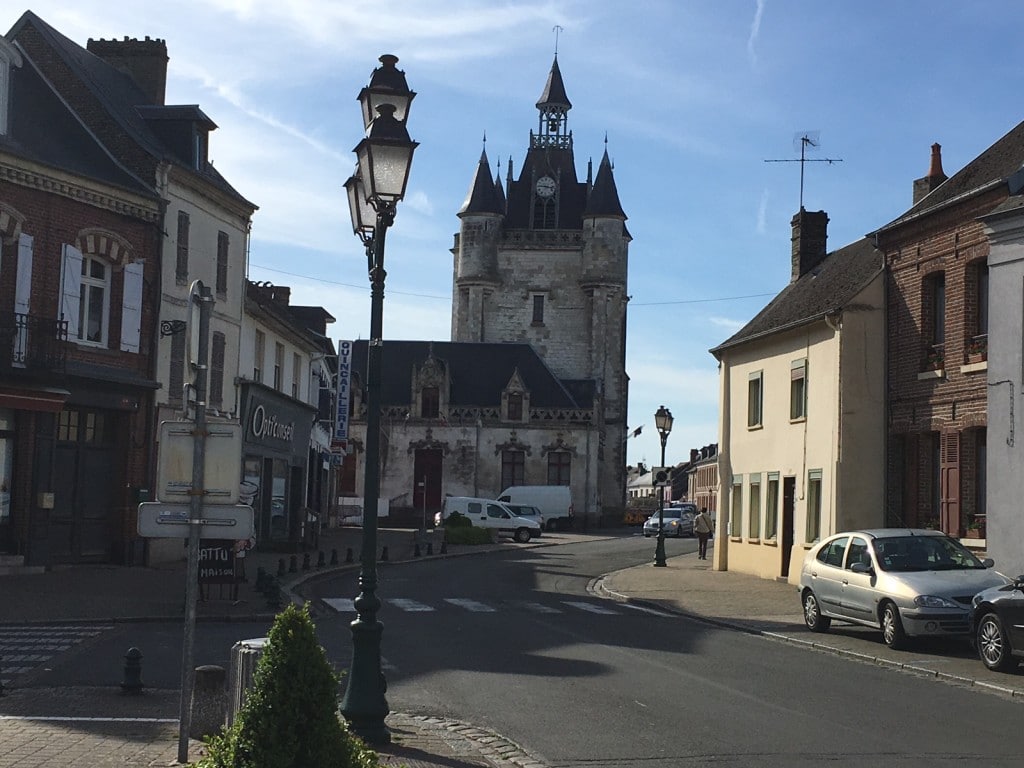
[765,132,842,209]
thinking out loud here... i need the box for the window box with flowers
[965,516,986,539]
[965,335,987,364]
[923,348,945,372]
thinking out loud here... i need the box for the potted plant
[966,516,985,539]
[965,336,987,363]
[924,348,944,371]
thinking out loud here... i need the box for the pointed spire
[584,148,626,219]
[459,148,504,215]
[493,161,507,213]
[536,56,572,111]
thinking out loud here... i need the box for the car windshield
[871,535,985,572]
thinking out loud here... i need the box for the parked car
[642,505,696,538]
[971,574,1024,671]
[503,503,544,528]
[434,496,541,542]
[799,528,1010,649]
[497,486,574,531]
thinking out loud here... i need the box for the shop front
[239,383,313,549]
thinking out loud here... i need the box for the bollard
[189,665,226,740]
[277,558,286,578]
[414,541,421,557]
[426,541,434,556]
[330,548,339,566]
[266,580,282,610]
[440,539,447,554]
[317,551,326,569]
[121,647,144,694]
[302,553,311,572]
[380,545,388,562]
[289,554,297,573]
[255,566,268,593]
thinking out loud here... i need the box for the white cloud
[748,0,766,67]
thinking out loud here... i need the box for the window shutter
[216,231,229,296]
[939,431,960,534]
[14,234,32,363]
[169,331,185,405]
[60,244,83,338]
[119,261,144,353]
[210,331,225,407]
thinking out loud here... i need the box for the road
[10,533,1024,767]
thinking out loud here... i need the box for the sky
[8,1,1024,468]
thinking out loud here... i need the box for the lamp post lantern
[339,54,417,745]
[653,405,673,568]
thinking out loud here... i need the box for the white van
[497,486,574,531]
[435,496,542,542]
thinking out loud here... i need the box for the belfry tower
[451,55,631,512]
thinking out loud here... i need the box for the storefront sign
[251,404,295,444]
[198,541,235,584]
[335,340,352,446]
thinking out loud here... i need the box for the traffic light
[652,467,671,487]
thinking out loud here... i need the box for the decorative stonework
[542,433,577,456]
[407,428,451,456]
[0,164,161,222]
[0,201,25,244]
[77,227,134,267]
[495,429,532,456]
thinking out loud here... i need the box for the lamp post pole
[339,54,417,745]
[654,405,673,568]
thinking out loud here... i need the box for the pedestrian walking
[694,508,714,560]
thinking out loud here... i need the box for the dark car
[971,574,1024,671]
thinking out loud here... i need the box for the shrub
[443,525,494,545]
[195,603,380,768]
[443,511,471,528]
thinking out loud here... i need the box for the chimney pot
[791,208,829,282]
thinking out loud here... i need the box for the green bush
[443,525,494,545]
[443,511,471,528]
[195,603,379,768]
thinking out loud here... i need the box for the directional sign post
[137,503,254,540]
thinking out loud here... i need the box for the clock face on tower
[535,176,557,198]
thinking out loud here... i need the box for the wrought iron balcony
[0,312,68,375]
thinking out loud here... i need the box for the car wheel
[514,527,532,543]
[802,590,831,633]
[977,612,1018,672]
[881,602,909,650]
[643,532,650,537]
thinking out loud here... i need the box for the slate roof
[711,237,883,354]
[8,11,255,210]
[536,56,571,111]
[583,149,626,219]
[876,119,1024,233]
[0,40,155,199]
[349,340,593,410]
[459,149,504,215]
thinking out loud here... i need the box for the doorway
[780,476,796,579]
[413,449,443,527]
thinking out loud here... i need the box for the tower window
[532,294,545,324]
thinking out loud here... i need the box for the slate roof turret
[583,149,626,219]
[459,149,504,216]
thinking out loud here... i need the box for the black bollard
[302,553,311,572]
[289,554,297,573]
[255,566,268,592]
[346,547,354,564]
[277,558,286,578]
[426,541,433,556]
[414,541,421,557]
[440,539,447,554]
[265,580,281,610]
[121,647,144,694]
[317,551,326,569]
[330,548,339,566]
[380,545,389,562]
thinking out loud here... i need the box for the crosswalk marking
[562,601,620,614]
[0,625,113,686]
[320,596,670,618]
[443,598,495,612]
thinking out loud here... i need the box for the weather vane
[765,132,843,209]
[553,25,563,55]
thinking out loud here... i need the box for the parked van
[496,486,574,531]
[435,496,542,542]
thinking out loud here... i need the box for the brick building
[874,131,1024,543]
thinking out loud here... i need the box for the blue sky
[9,1,1024,467]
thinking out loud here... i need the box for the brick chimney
[690,448,700,464]
[791,208,829,282]
[912,143,947,205]
[87,36,168,105]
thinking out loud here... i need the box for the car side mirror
[981,558,995,568]
[1014,574,1024,588]
[849,562,871,574]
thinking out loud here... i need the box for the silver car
[799,529,1010,650]
[642,505,695,538]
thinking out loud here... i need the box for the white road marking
[444,599,496,612]
[515,601,563,614]
[389,599,435,612]
[563,601,620,614]
[322,598,355,612]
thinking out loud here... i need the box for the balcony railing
[0,312,68,374]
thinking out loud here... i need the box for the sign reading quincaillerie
[335,340,352,447]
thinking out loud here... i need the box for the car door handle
[842,579,850,585]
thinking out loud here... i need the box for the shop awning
[0,386,70,412]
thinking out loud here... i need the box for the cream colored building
[711,211,886,583]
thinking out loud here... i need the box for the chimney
[791,208,829,282]
[912,143,947,205]
[272,286,291,306]
[87,36,168,105]
[690,448,700,464]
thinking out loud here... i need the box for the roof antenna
[764,131,843,209]
[553,25,563,56]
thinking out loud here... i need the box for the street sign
[137,502,254,539]
[157,420,243,503]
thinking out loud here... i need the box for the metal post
[654,433,668,568]
[340,208,392,743]
[177,283,211,763]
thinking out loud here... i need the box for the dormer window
[507,393,523,421]
[421,386,439,418]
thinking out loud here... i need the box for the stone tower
[451,56,631,511]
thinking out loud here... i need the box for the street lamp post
[653,405,673,568]
[339,54,418,745]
